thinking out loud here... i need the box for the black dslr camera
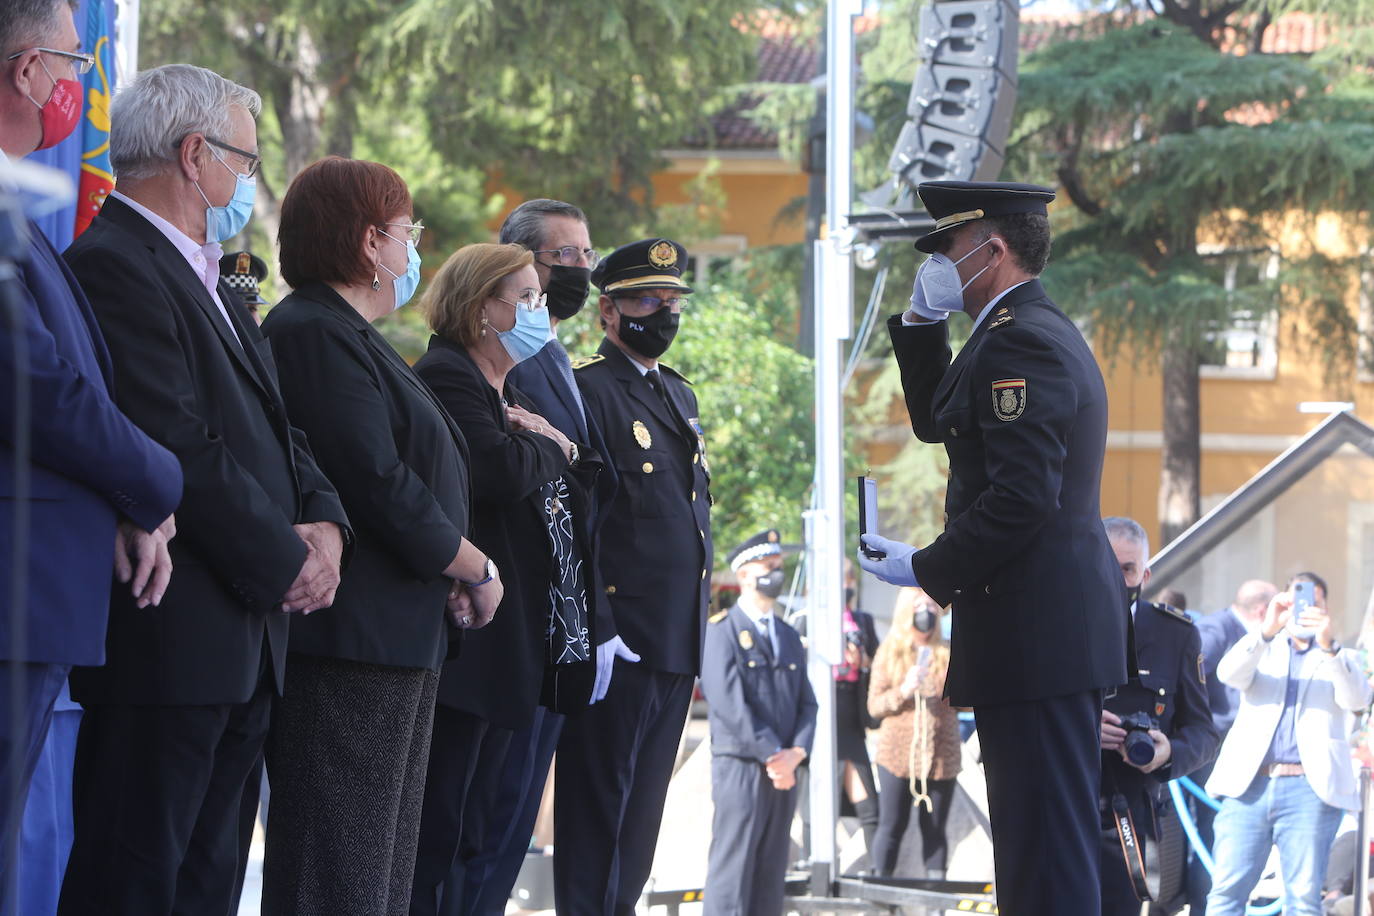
[1118,711,1158,766]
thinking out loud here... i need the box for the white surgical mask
[917,236,997,316]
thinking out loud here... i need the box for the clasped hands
[114,513,177,608]
[765,747,807,791]
[282,522,344,614]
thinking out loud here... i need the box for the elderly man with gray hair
[56,64,350,915]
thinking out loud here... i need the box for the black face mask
[913,608,937,633]
[617,306,679,360]
[545,265,591,321]
[755,569,786,599]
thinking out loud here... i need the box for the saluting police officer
[858,181,1130,916]
[555,238,713,916]
[1098,517,1218,916]
[700,529,815,916]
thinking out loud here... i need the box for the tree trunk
[1158,333,1201,548]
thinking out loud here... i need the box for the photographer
[1098,518,1218,916]
[1205,573,1372,916]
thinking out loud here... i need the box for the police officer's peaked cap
[914,180,1056,253]
[219,250,270,305]
[728,529,783,572]
[592,238,694,295]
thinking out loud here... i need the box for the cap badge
[991,378,1026,422]
[632,420,652,449]
[648,240,677,269]
[235,251,251,274]
[768,531,779,543]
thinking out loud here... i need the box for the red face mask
[29,61,82,150]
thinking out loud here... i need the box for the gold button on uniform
[642,462,653,473]
[693,453,700,464]
[950,427,959,437]
[606,585,617,595]
[691,490,697,501]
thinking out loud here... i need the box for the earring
[480,315,488,337]
[371,272,381,291]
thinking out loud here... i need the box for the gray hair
[0,0,69,58]
[498,198,587,251]
[1103,516,1149,559]
[110,64,261,180]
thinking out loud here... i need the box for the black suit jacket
[888,280,1128,707]
[262,284,471,671]
[1195,607,1247,737]
[574,338,713,676]
[64,196,349,705]
[415,336,598,728]
[1102,601,1219,835]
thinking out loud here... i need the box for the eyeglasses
[385,221,425,245]
[205,136,261,179]
[533,246,600,269]
[6,47,95,76]
[614,295,689,316]
[494,290,548,312]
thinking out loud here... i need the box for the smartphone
[1288,579,1320,641]
[856,476,885,560]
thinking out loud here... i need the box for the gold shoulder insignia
[1153,602,1193,625]
[709,609,728,624]
[987,306,1015,331]
[571,355,605,371]
[659,363,693,386]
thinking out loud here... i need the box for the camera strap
[1103,764,1152,901]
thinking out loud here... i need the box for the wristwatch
[462,558,496,588]
[568,442,580,465]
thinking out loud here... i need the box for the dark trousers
[262,654,439,916]
[410,706,512,916]
[702,755,797,916]
[443,705,563,916]
[1186,760,1217,916]
[871,765,956,877]
[975,689,1104,916]
[0,661,68,916]
[57,669,272,916]
[554,662,693,916]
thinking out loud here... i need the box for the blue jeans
[1206,771,1344,916]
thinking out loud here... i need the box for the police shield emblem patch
[992,379,1026,422]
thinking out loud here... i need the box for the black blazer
[261,284,472,671]
[415,335,594,729]
[63,196,350,706]
[574,339,713,677]
[888,280,1128,707]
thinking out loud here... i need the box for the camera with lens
[1118,711,1159,766]
[844,629,863,650]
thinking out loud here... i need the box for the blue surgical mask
[498,305,552,364]
[378,231,421,312]
[195,150,256,244]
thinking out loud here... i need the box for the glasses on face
[614,295,689,316]
[494,289,548,312]
[385,221,425,245]
[204,136,261,179]
[6,47,95,76]
[533,246,600,269]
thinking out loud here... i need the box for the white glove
[857,533,921,587]
[591,635,641,704]
[905,260,953,323]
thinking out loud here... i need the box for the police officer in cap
[1098,517,1217,915]
[700,529,815,916]
[556,238,713,916]
[858,180,1130,916]
[218,250,269,323]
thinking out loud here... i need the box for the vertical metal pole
[1356,766,1370,916]
[115,0,140,88]
[805,0,858,898]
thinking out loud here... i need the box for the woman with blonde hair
[867,587,962,878]
[409,243,607,914]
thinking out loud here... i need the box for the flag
[74,0,115,237]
